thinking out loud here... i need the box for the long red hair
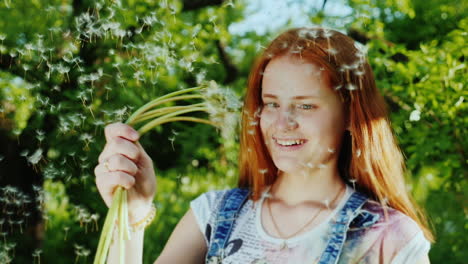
[238,27,434,242]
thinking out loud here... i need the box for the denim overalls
[205,188,380,264]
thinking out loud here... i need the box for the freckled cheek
[259,115,274,144]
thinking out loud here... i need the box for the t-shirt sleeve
[390,230,431,264]
[189,189,228,244]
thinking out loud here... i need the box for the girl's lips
[273,139,307,151]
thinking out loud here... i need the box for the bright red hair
[238,27,434,242]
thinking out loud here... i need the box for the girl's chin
[273,156,325,172]
[273,158,308,173]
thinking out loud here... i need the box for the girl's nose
[276,109,298,131]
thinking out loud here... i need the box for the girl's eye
[297,104,316,110]
[264,102,279,108]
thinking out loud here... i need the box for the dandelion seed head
[202,81,242,140]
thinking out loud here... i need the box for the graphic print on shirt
[206,222,245,258]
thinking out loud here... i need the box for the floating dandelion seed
[318,163,327,169]
[168,136,176,151]
[224,0,235,7]
[325,48,338,61]
[381,197,389,207]
[27,148,43,165]
[32,249,42,264]
[354,69,365,89]
[346,84,357,91]
[355,149,361,157]
[340,64,352,83]
[63,226,70,241]
[322,28,334,60]
[409,109,421,121]
[19,150,29,158]
[22,64,31,78]
[354,41,368,62]
[57,64,70,82]
[349,179,358,190]
[36,130,45,142]
[298,29,309,38]
[305,29,319,39]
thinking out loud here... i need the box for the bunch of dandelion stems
[94,86,217,264]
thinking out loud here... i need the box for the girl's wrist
[128,202,156,231]
[129,202,154,223]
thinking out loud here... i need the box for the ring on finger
[104,160,111,172]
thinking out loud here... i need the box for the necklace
[266,186,345,250]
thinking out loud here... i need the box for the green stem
[131,103,206,125]
[137,107,209,134]
[119,191,126,264]
[126,87,205,125]
[137,117,218,135]
[123,191,131,240]
[93,187,123,264]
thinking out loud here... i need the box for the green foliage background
[0,0,466,263]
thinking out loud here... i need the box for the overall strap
[318,191,369,264]
[205,188,250,263]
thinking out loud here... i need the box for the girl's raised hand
[94,122,157,222]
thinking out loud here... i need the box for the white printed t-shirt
[190,185,430,264]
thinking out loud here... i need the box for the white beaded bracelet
[130,204,157,232]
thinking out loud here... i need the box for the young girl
[94,27,433,263]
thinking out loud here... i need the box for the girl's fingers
[135,141,153,168]
[98,137,140,164]
[96,154,139,175]
[95,170,136,193]
[104,122,139,143]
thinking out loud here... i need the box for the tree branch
[215,39,238,84]
[182,0,224,11]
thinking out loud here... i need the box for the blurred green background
[0,0,466,263]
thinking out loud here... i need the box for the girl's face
[260,56,347,175]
